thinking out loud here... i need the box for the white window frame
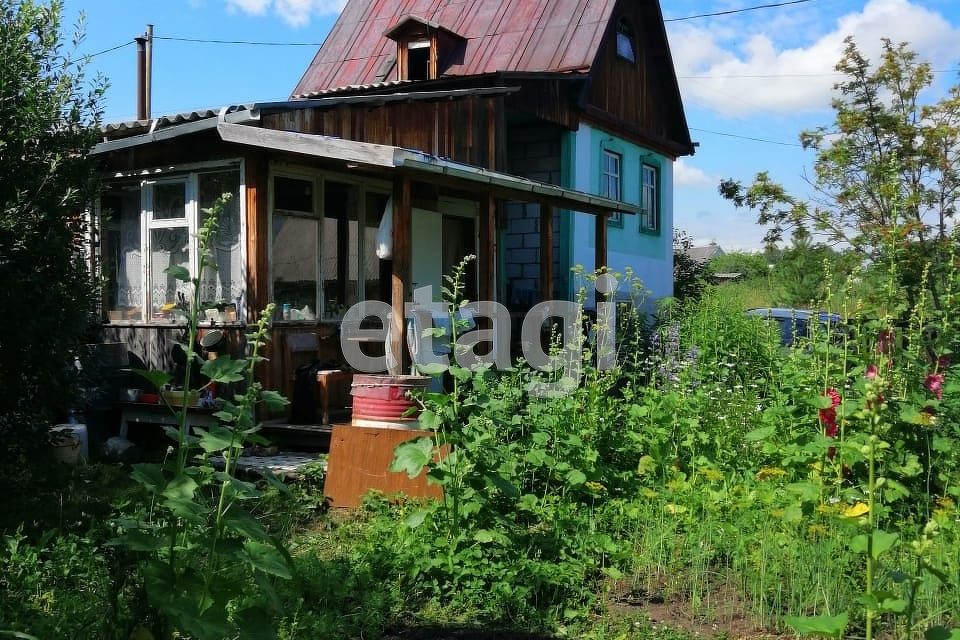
[641,163,659,233]
[602,149,623,226]
[101,160,246,325]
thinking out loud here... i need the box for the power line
[680,69,960,79]
[154,36,324,46]
[690,127,804,147]
[665,0,818,22]
[84,40,134,58]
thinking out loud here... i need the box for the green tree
[0,0,105,472]
[673,229,712,301]
[719,37,959,310]
[709,251,770,280]
[773,236,854,307]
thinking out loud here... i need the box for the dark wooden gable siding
[262,95,504,169]
[583,0,693,158]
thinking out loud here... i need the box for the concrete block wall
[504,124,565,308]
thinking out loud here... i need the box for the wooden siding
[583,0,692,158]
[263,96,504,170]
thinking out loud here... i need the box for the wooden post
[479,194,496,302]
[244,153,272,393]
[539,204,554,302]
[595,213,608,272]
[390,176,412,375]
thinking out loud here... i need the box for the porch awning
[215,124,640,217]
[93,107,640,217]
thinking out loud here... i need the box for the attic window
[616,20,636,63]
[385,16,466,82]
[407,39,431,81]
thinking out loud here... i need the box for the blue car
[746,308,843,346]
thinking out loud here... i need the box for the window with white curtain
[100,164,244,324]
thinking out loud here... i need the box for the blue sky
[65,0,960,251]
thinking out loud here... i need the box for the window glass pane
[642,164,658,230]
[153,182,187,219]
[364,192,389,303]
[602,151,621,199]
[322,181,360,318]
[149,227,190,320]
[616,22,636,62]
[272,215,318,319]
[274,176,314,214]
[102,187,143,321]
[198,170,243,314]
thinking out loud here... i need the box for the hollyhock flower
[938,355,951,370]
[866,392,885,411]
[865,364,878,380]
[925,373,944,400]
[819,388,841,439]
[877,329,895,355]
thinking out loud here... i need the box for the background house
[685,241,725,265]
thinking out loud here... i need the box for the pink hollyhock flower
[865,364,878,380]
[925,373,944,400]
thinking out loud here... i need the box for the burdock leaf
[390,437,434,478]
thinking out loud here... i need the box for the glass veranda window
[102,185,144,322]
[100,167,244,324]
[270,174,390,322]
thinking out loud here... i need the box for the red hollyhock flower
[819,388,841,439]
[877,329,895,355]
[925,373,944,400]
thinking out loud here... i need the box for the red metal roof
[292,0,617,98]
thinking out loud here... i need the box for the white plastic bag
[375,196,393,259]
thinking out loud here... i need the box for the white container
[50,424,89,464]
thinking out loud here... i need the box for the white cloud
[674,159,715,187]
[226,0,346,26]
[227,0,270,16]
[669,0,960,117]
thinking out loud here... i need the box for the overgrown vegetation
[0,0,105,484]
[2,17,960,640]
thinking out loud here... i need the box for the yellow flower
[585,481,607,493]
[755,467,787,481]
[701,468,724,482]
[664,503,688,515]
[843,502,870,518]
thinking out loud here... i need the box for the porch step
[210,450,326,481]
[260,418,344,452]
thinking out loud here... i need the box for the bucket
[351,375,431,429]
[50,424,89,464]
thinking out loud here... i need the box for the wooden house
[91,0,693,405]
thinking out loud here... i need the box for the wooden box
[323,424,442,508]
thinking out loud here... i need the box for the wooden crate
[323,424,442,508]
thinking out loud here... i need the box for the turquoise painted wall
[562,123,675,302]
